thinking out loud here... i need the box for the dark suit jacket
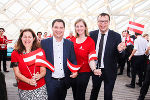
[41,37,77,89]
[90,29,122,80]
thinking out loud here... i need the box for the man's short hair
[52,19,65,28]
[37,32,42,35]
[97,13,110,21]
[0,28,5,32]
[135,32,141,36]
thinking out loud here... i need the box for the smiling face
[75,21,86,36]
[21,31,35,49]
[97,15,110,34]
[0,29,4,36]
[52,21,65,40]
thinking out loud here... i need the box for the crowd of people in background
[0,13,150,100]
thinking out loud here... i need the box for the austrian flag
[67,59,81,72]
[35,56,54,72]
[127,21,144,34]
[89,51,97,62]
[22,48,44,66]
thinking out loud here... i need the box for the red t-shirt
[72,36,96,73]
[11,49,46,90]
[0,35,7,50]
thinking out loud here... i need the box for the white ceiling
[0,0,150,47]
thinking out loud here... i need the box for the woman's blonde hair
[74,18,89,38]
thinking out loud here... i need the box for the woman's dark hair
[15,28,40,54]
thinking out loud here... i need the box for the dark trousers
[139,62,150,99]
[118,46,132,75]
[71,72,91,100]
[130,55,145,86]
[0,50,7,71]
[90,69,116,100]
[46,78,67,100]
[0,72,7,100]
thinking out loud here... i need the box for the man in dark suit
[41,19,77,100]
[90,13,125,100]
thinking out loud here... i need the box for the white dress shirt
[134,36,148,56]
[96,30,108,68]
[52,37,65,78]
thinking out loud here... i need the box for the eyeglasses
[98,20,109,24]
[0,31,4,32]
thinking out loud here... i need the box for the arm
[145,46,150,55]
[13,67,36,86]
[128,49,137,61]
[89,60,101,76]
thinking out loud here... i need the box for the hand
[128,56,132,61]
[117,42,126,52]
[33,72,41,81]
[147,46,150,51]
[93,69,102,76]
[28,78,37,86]
[70,72,78,78]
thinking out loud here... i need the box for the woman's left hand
[33,72,41,81]
[93,69,102,76]
[70,72,78,78]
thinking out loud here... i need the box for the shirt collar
[53,36,64,44]
[98,29,109,36]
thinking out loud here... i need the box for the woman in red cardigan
[11,29,48,100]
[71,18,101,100]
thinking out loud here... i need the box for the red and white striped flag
[22,48,44,66]
[89,51,97,62]
[35,56,54,72]
[6,40,13,43]
[127,21,144,34]
[67,59,81,72]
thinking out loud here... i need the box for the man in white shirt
[126,32,148,88]
[41,19,77,100]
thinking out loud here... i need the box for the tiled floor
[3,61,150,100]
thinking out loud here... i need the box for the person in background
[66,31,75,40]
[0,71,7,100]
[118,30,134,77]
[126,32,148,88]
[138,46,150,100]
[117,30,127,75]
[0,28,9,72]
[71,18,101,100]
[37,32,43,42]
[90,13,125,100]
[143,34,149,42]
[41,19,77,100]
[142,34,149,82]
[43,32,48,39]
[11,28,48,100]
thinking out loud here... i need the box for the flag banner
[6,39,13,43]
[67,59,81,72]
[22,48,44,66]
[35,56,54,72]
[89,50,97,62]
[127,21,144,34]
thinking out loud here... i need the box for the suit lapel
[63,39,67,70]
[94,30,99,46]
[104,30,113,55]
[49,37,54,65]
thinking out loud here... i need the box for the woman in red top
[71,19,101,100]
[0,28,9,72]
[11,29,48,100]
